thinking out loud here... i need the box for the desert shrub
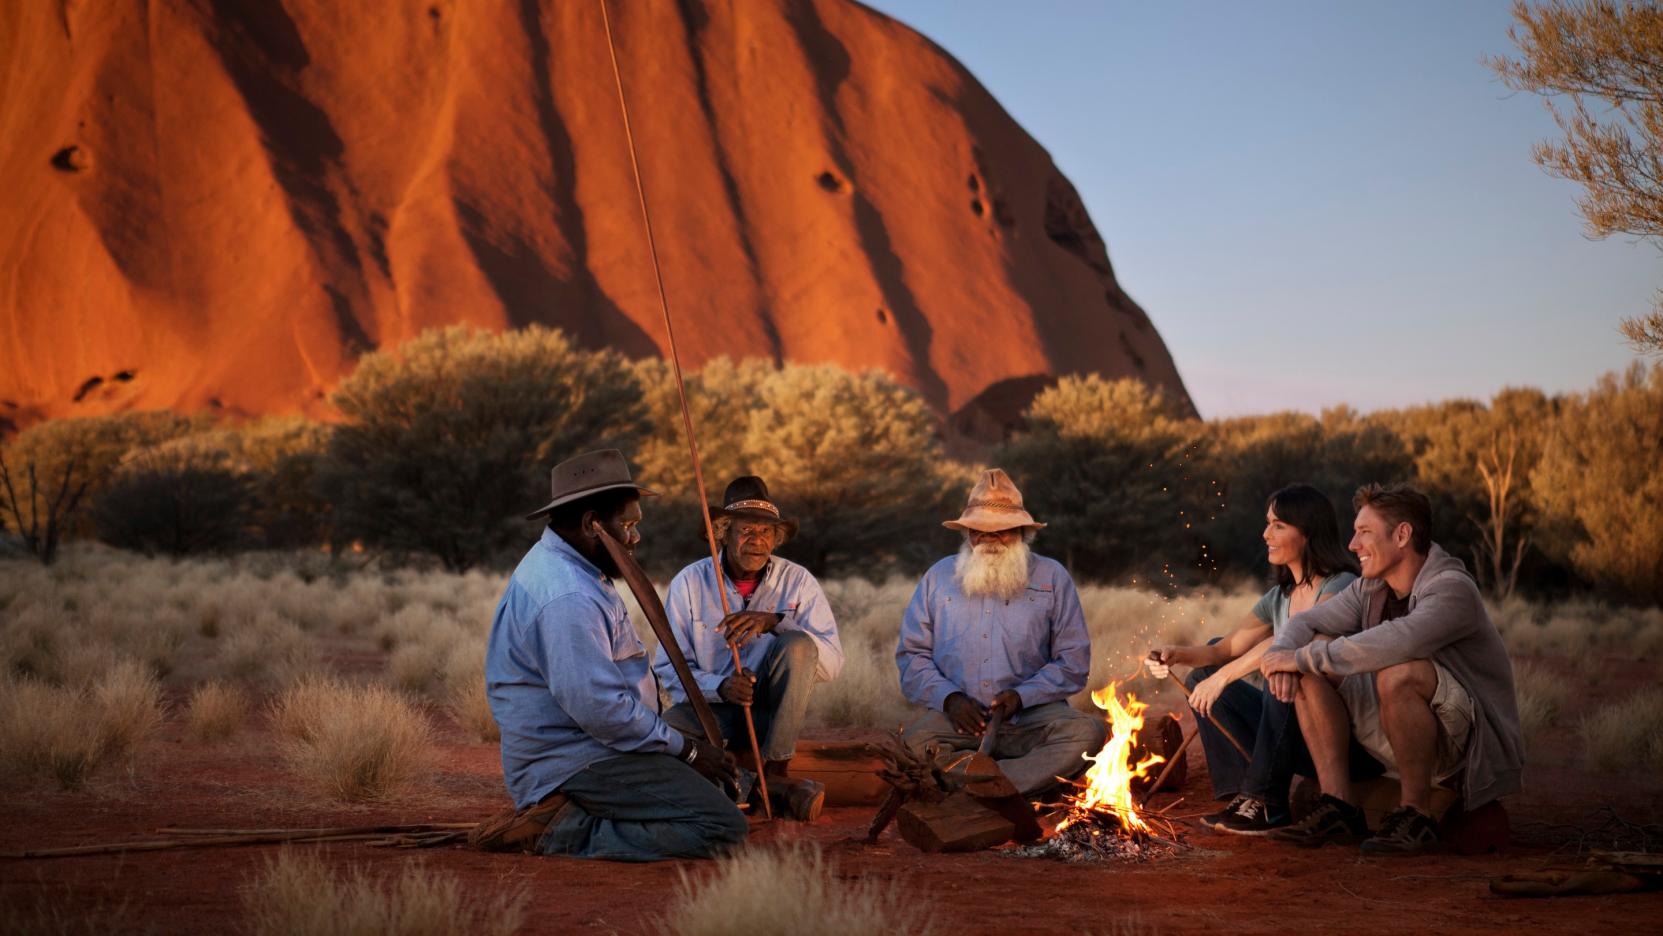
[1532,363,1663,603]
[1580,689,1663,772]
[91,444,255,556]
[1512,660,1569,739]
[243,850,525,936]
[661,842,932,936]
[444,668,499,742]
[0,412,199,563]
[185,681,251,742]
[316,325,646,572]
[810,577,917,729]
[0,659,163,790]
[998,376,1207,581]
[270,678,434,801]
[633,358,960,577]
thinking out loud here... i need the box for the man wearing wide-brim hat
[477,449,747,860]
[655,476,844,821]
[894,468,1105,796]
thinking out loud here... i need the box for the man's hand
[989,689,1023,721]
[718,669,756,705]
[718,610,783,647]
[683,736,739,789]
[1259,648,1299,677]
[1188,671,1228,719]
[1268,671,1300,704]
[943,692,987,735]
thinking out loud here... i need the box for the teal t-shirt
[1250,572,1358,635]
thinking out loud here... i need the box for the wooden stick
[1166,672,1253,760]
[156,823,476,837]
[2,830,426,860]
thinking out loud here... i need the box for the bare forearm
[1214,637,1273,684]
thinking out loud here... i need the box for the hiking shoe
[766,776,826,822]
[1202,795,1290,836]
[1361,806,1440,857]
[1270,793,1369,848]
[468,793,571,853]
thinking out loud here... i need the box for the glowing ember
[1059,681,1165,835]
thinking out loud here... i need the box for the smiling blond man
[1259,483,1523,856]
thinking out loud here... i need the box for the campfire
[1014,682,1183,863]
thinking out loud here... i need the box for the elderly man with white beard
[895,469,1106,796]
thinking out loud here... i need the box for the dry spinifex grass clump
[661,843,933,936]
[185,681,251,742]
[270,678,434,801]
[243,849,525,936]
[0,659,164,790]
[1581,689,1663,773]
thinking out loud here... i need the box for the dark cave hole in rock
[970,198,984,217]
[876,307,888,324]
[71,376,104,402]
[815,170,845,193]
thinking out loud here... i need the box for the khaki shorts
[1339,662,1474,784]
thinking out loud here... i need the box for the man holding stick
[895,469,1105,796]
[657,476,844,821]
[478,450,747,861]
[1260,483,1523,856]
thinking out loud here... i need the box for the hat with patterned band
[943,468,1047,533]
[713,475,799,540]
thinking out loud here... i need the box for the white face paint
[954,536,1032,600]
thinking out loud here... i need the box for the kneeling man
[896,469,1106,796]
[1261,483,1523,856]
[481,450,746,861]
[657,476,844,821]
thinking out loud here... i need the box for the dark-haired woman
[1147,484,1359,835]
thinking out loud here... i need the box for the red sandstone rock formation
[0,0,1192,439]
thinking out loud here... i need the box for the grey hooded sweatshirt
[1270,543,1523,808]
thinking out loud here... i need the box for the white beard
[954,540,1031,600]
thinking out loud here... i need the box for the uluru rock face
[0,0,1192,439]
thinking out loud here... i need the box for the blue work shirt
[485,528,686,809]
[655,553,844,704]
[895,553,1092,721]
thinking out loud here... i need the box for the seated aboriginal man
[1260,482,1523,856]
[657,476,844,822]
[895,468,1106,796]
[476,449,747,861]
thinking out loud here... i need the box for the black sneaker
[1270,793,1370,848]
[1203,795,1290,836]
[1360,806,1440,857]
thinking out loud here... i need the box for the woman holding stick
[1147,483,1358,835]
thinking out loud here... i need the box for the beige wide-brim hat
[943,468,1047,533]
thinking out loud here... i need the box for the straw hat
[943,468,1046,533]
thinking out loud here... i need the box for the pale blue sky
[863,0,1658,417]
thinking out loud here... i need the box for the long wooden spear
[597,0,770,818]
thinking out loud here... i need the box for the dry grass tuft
[1580,689,1663,773]
[243,849,525,936]
[185,681,251,742]
[270,678,434,801]
[0,659,163,790]
[443,667,499,742]
[1511,660,1569,739]
[661,842,932,936]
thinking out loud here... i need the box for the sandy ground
[4,681,1660,936]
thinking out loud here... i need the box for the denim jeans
[664,630,818,762]
[1185,662,1308,809]
[539,752,748,862]
[1187,640,1384,809]
[902,700,1108,795]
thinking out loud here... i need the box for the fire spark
[1013,682,1181,863]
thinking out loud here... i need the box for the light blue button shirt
[485,528,686,809]
[896,553,1092,720]
[655,553,844,704]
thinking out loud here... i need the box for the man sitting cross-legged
[1260,483,1523,856]
[657,476,844,822]
[895,469,1106,797]
[479,450,747,861]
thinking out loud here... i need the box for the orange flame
[1062,681,1165,833]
